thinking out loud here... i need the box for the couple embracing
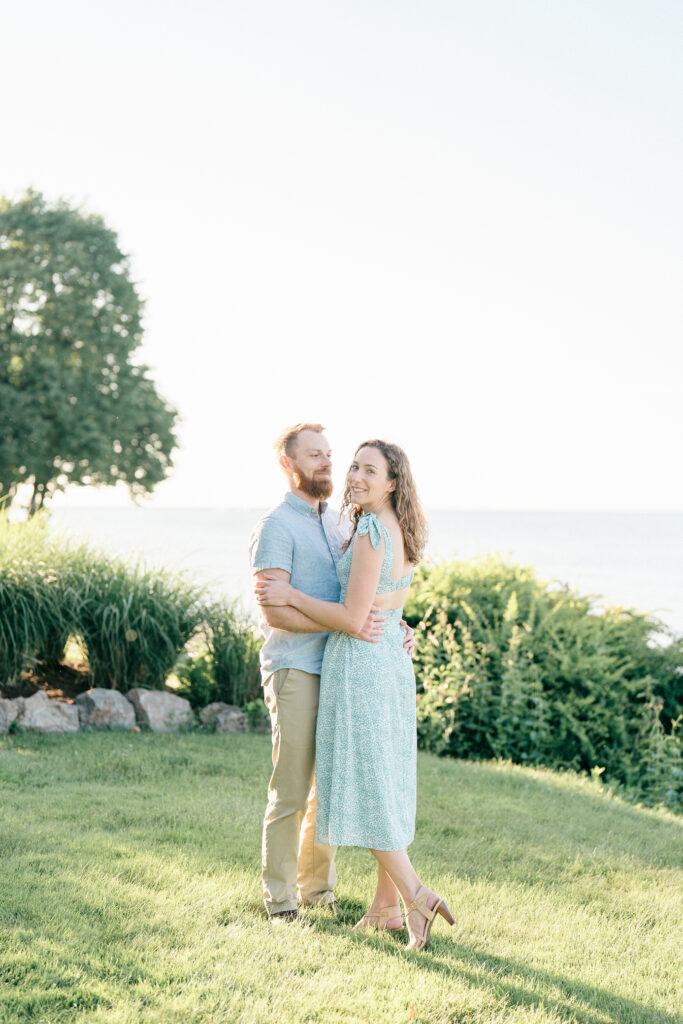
[249,423,453,951]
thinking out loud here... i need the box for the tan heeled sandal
[353,904,403,931]
[404,885,454,950]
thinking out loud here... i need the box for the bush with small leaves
[407,554,683,808]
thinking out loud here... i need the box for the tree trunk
[28,479,40,517]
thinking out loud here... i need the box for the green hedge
[404,555,683,810]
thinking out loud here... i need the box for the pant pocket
[271,667,291,698]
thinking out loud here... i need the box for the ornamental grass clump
[0,512,67,688]
[0,511,221,696]
[32,539,91,668]
[405,554,683,809]
[0,510,263,702]
[73,551,205,692]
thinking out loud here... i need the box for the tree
[0,189,178,513]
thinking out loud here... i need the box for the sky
[2,0,682,510]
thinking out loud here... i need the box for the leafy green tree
[0,189,178,512]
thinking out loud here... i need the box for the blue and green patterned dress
[315,512,416,851]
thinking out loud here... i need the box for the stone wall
[0,689,249,735]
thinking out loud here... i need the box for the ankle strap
[370,904,401,919]
[405,893,437,921]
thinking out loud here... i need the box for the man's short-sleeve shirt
[249,492,349,681]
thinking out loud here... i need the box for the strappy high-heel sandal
[353,904,403,931]
[403,885,454,950]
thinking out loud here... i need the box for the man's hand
[351,605,386,643]
[400,620,415,658]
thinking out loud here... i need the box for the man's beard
[293,467,333,500]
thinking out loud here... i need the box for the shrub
[631,686,683,810]
[175,601,262,709]
[173,649,217,711]
[407,554,683,808]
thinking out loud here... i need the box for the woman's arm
[254,570,327,632]
[255,533,384,635]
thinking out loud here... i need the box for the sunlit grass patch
[0,733,681,1023]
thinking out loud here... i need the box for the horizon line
[48,504,683,515]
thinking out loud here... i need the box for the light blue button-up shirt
[249,493,349,681]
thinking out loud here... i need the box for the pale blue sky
[3,0,682,509]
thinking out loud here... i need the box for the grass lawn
[0,732,681,1024]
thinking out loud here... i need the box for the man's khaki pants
[262,667,337,915]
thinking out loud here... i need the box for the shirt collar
[285,491,327,519]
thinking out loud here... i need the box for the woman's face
[348,446,395,509]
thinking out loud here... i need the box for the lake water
[49,507,683,636]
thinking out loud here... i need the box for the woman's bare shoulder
[376,512,413,577]
[378,514,407,561]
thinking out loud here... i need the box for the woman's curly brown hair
[340,439,428,565]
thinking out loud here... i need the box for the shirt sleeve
[249,516,294,575]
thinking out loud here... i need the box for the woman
[255,439,454,950]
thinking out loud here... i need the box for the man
[249,423,413,921]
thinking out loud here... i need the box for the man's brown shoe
[269,909,299,923]
[301,898,338,914]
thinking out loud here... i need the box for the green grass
[0,734,681,1024]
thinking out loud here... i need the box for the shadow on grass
[3,837,679,1024]
[306,912,682,1024]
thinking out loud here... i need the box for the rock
[15,691,79,733]
[126,688,195,732]
[75,688,136,730]
[0,698,19,735]
[200,702,248,734]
